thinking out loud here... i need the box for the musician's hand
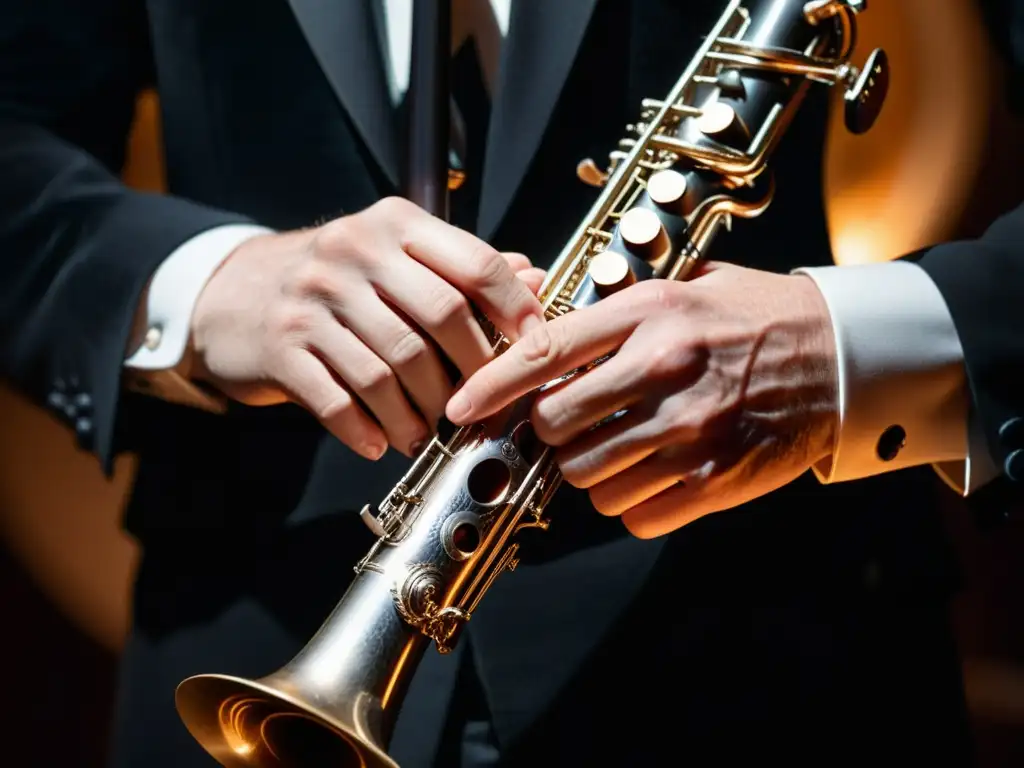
[188,197,545,460]
[509,256,546,296]
[446,263,839,538]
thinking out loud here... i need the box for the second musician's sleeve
[919,202,1024,495]
[0,2,255,476]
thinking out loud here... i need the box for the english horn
[175,2,888,765]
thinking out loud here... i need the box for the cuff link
[876,424,906,462]
[144,325,163,351]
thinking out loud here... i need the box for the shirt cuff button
[144,325,163,350]
[876,425,906,462]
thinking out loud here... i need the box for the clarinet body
[175,2,889,766]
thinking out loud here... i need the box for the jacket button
[1005,449,1024,483]
[73,392,93,415]
[999,417,1024,449]
[47,391,67,412]
[75,417,95,451]
[876,425,906,462]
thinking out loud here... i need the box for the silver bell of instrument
[176,566,423,768]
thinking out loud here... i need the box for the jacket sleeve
[918,202,1024,493]
[0,1,253,475]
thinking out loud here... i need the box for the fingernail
[447,391,472,423]
[364,442,387,460]
[409,439,427,456]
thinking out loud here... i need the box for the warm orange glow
[824,0,995,264]
[0,385,138,652]
[121,89,168,194]
[0,89,164,653]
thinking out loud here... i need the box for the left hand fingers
[532,347,650,447]
[446,292,647,424]
[501,252,545,295]
[555,404,671,488]
[617,461,770,539]
[619,481,708,540]
[586,447,701,519]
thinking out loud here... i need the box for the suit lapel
[476,0,599,239]
[286,0,400,187]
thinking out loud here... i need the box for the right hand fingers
[275,349,389,461]
[306,315,432,457]
[502,252,546,295]
[384,200,545,342]
[373,255,496,379]
[327,284,456,432]
[516,267,546,296]
[501,252,533,273]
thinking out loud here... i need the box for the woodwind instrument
[175,2,889,765]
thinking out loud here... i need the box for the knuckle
[371,196,415,229]
[315,215,384,271]
[313,216,356,255]
[465,243,509,287]
[641,343,678,380]
[291,262,337,300]
[389,329,430,368]
[635,279,678,311]
[427,287,471,328]
[316,392,355,423]
[356,363,395,392]
[266,303,318,339]
[518,323,558,365]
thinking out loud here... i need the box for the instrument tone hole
[452,522,481,556]
[467,457,511,505]
[511,421,545,464]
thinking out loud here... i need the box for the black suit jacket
[2,1,1020,765]
[921,218,1024,487]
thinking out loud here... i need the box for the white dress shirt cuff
[124,224,274,411]
[795,260,996,496]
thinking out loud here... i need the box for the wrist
[188,230,272,385]
[188,228,314,386]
